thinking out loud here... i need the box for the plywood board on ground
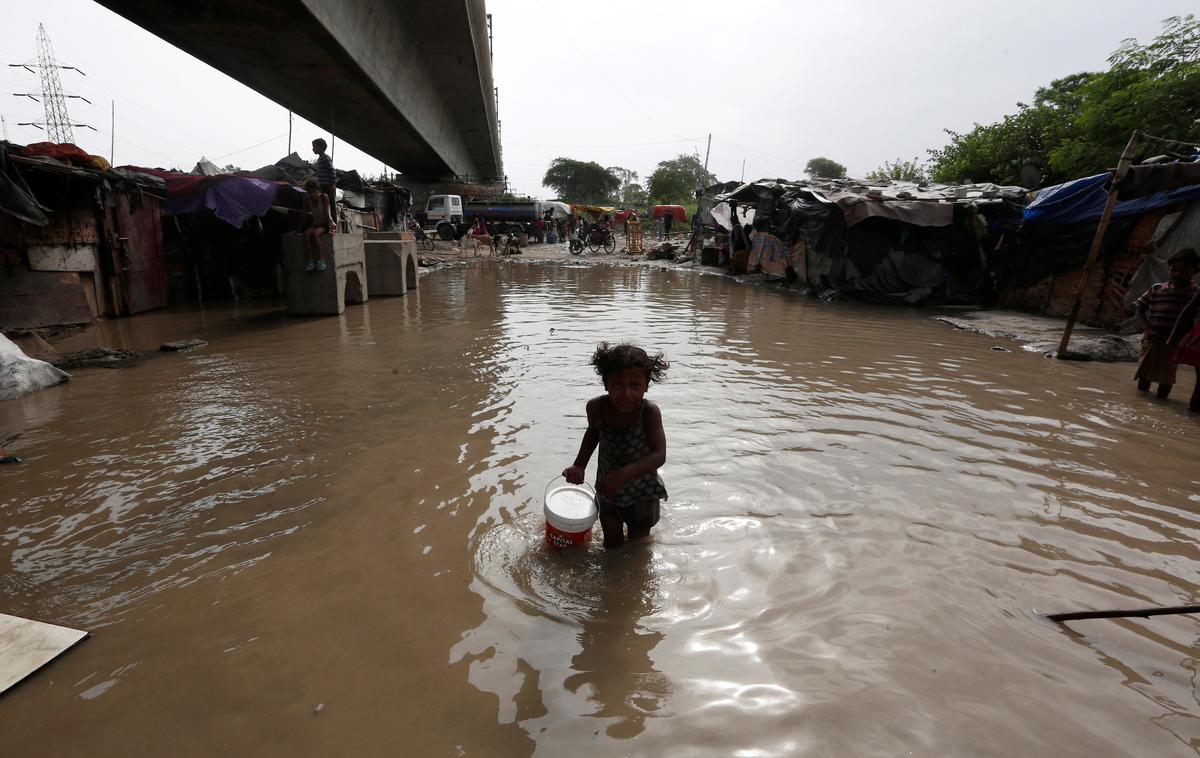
[0,613,88,695]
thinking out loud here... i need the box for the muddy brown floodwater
[2,262,1200,756]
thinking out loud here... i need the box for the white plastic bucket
[544,478,598,549]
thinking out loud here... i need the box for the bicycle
[588,226,617,254]
[409,222,436,252]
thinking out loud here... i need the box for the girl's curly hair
[590,342,668,384]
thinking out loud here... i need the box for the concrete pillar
[363,231,418,296]
[282,232,368,316]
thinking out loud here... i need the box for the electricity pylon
[9,24,93,143]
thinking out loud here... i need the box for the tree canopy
[646,152,715,204]
[928,14,1200,186]
[608,166,647,207]
[542,158,619,203]
[804,157,847,179]
[865,158,928,183]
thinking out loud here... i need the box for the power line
[210,131,289,161]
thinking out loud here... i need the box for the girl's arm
[563,399,602,484]
[597,402,666,495]
[1136,300,1155,336]
[1168,289,1200,346]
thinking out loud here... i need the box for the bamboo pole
[1045,604,1200,623]
[1056,131,1140,358]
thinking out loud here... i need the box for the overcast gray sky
[0,2,1193,197]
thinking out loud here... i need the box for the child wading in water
[563,343,668,549]
[1134,249,1200,398]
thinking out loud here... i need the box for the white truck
[420,194,544,239]
[420,194,464,240]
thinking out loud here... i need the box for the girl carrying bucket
[562,343,668,549]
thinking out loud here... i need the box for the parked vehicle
[422,194,543,239]
[421,194,464,240]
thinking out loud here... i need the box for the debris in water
[0,455,22,465]
[53,347,145,370]
[159,340,208,352]
[313,703,325,714]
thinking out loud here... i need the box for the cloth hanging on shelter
[0,144,49,226]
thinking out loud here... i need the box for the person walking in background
[312,138,336,232]
[663,211,674,239]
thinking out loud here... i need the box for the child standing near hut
[563,343,668,549]
[1133,249,1199,398]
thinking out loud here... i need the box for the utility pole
[287,110,292,154]
[703,133,712,174]
[110,100,114,163]
[9,24,94,142]
[1,115,8,141]
[741,158,746,182]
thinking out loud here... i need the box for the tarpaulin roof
[652,205,687,222]
[125,166,285,227]
[1024,172,1200,225]
[541,200,571,219]
[1113,161,1200,200]
[572,203,616,215]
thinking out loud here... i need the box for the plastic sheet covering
[1114,161,1200,200]
[1024,173,1200,225]
[126,166,282,228]
[708,201,755,231]
[1124,199,1200,308]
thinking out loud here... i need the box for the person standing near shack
[312,138,336,232]
[1134,249,1199,399]
[663,210,674,239]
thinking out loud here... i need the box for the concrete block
[364,233,418,296]
[282,232,368,316]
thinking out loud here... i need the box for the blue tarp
[1024,172,1200,225]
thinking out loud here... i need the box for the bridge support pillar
[364,231,419,296]
[282,232,368,316]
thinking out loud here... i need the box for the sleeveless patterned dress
[595,400,668,509]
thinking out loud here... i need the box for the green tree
[607,165,647,207]
[646,152,715,204]
[929,15,1200,185]
[542,158,619,203]
[865,158,928,183]
[804,157,847,179]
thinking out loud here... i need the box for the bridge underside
[96,0,501,181]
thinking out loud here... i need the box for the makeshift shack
[0,141,167,330]
[994,159,1200,327]
[709,177,1026,304]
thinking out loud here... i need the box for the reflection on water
[3,262,1200,756]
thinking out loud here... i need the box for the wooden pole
[1045,604,1200,623]
[1056,131,1140,358]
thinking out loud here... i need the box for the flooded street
[3,261,1200,756]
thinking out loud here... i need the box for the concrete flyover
[96,0,501,182]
